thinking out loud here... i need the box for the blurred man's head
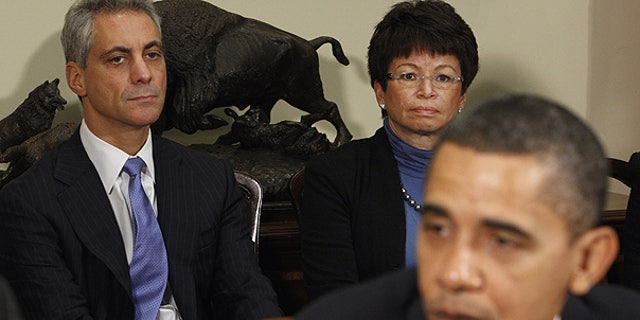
[418,94,619,319]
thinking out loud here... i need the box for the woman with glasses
[301,0,479,301]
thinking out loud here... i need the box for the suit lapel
[55,132,131,294]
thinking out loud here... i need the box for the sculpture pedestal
[190,143,304,201]
[190,143,308,314]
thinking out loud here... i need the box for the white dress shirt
[79,120,181,320]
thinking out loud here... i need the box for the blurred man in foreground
[295,94,640,319]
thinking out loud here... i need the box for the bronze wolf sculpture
[153,0,352,146]
[0,122,77,188]
[0,79,66,153]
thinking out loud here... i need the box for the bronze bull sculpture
[153,0,353,146]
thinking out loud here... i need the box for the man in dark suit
[0,0,282,319]
[296,94,640,319]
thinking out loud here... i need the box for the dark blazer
[295,268,640,320]
[301,127,406,300]
[0,131,282,320]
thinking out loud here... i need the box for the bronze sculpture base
[190,143,305,201]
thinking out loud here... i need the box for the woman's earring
[458,107,463,113]
[379,104,386,110]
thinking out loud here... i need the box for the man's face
[418,143,584,320]
[68,10,166,135]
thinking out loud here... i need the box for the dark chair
[289,169,305,222]
[234,171,263,254]
[610,158,635,188]
[615,153,640,291]
[605,158,631,284]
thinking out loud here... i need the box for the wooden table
[259,200,306,315]
[604,192,629,224]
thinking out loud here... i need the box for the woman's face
[374,52,466,147]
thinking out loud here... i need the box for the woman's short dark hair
[368,0,478,93]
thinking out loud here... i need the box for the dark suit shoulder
[153,135,227,163]
[296,268,423,320]
[152,135,233,173]
[307,128,387,166]
[562,284,640,319]
[305,127,391,180]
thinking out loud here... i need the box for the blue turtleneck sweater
[384,119,434,267]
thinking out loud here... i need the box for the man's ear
[568,226,619,295]
[66,62,87,98]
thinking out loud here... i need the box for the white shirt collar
[79,119,155,194]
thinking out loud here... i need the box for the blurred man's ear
[568,226,619,295]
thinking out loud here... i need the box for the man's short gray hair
[60,0,161,68]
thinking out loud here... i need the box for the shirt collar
[79,119,155,194]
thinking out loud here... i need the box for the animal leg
[250,99,278,123]
[300,101,352,146]
[171,77,226,134]
[198,114,228,131]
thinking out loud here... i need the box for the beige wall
[1,1,639,190]
[589,1,640,193]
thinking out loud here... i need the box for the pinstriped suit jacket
[0,131,282,320]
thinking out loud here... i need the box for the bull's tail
[308,36,350,66]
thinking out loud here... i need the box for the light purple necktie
[123,157,168,320]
